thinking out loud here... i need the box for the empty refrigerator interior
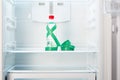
[2,0,104,80]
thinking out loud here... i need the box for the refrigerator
[0,0,112,80]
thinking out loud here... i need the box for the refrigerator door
[106,0,120,80]
[115,16,120,80]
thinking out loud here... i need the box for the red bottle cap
[49,15,54,20]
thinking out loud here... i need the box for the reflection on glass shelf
[8,65,96,73]
[6,48,98,53]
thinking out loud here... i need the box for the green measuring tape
[46,23,61,46]
[61,40,75,51]
[45,22,75,51]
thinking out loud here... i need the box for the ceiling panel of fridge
[31,1,71,22]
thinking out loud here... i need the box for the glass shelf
[8,65,96,73]
[6,48,98,54]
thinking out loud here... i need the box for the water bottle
[45,15,60,51]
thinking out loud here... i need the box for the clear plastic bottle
[45,15,60,51]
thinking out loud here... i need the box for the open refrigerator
[0,0,112,80]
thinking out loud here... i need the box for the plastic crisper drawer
[7,66,96,80]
